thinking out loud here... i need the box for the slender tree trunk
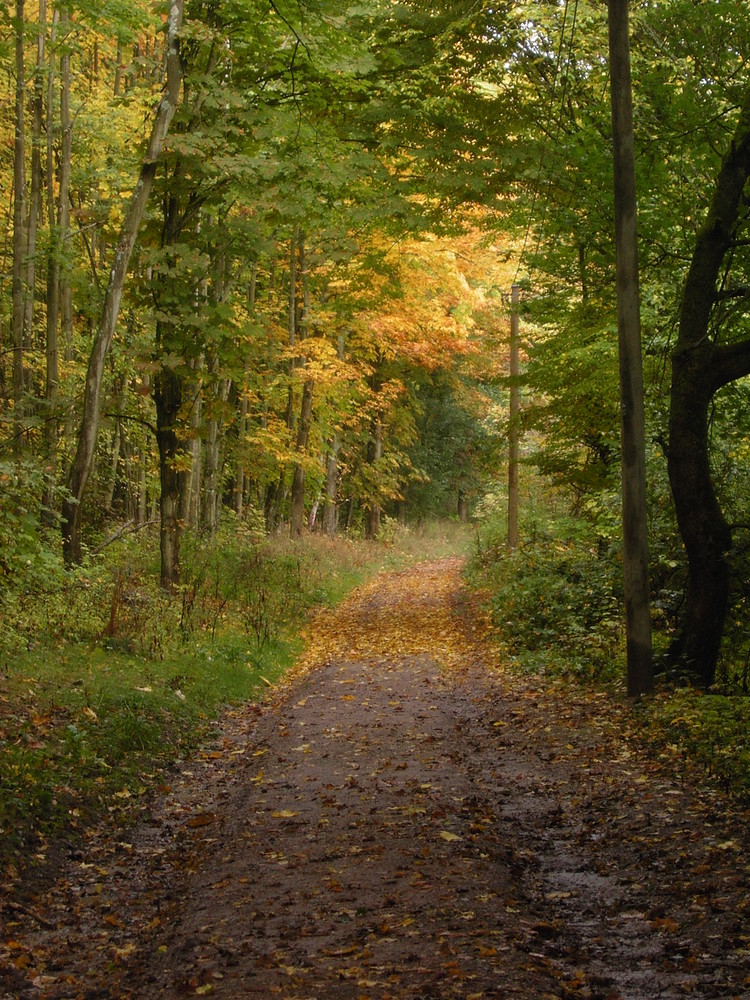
[290,237,312,538]
[24,0,46,352]
[43,7,59,514]
[608,0,653,696]
[364,411,383,540]
[321,331,346,536]
[12,0,27,454]
[137,448,148,527]
[235,266,257,519]
[289,379,314,536]
[201,376,230,535]
[321,437,340,537]
[105,415,122,511]
[178,360,202,527]
[154,359,183,590]
[114,40,124,97]
[507,283,520,549]
[58,14,73,367]
[62,0,183,564]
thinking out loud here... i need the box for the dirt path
[2,559,749,999]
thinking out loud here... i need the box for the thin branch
[93,518,159,554]
[103,412,158,436]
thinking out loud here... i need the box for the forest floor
[2,558,749,1000]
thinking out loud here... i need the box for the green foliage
[0,461,65,591]
[644,688,750,803]
[0,521,470,868]
[469,497,624,682]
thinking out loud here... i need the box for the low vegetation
[468,487,750,805]
[0,519,471,870]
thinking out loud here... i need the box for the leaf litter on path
[1,557,749,999]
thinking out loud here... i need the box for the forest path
[3,559,749,999]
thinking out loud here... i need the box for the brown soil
[2,558,749,999]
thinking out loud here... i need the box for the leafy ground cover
[468,506,750,805]
[1,559,747,998]
[0,520,471,873]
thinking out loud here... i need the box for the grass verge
[0,519,471,872]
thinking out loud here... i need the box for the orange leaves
[296,557,481,676]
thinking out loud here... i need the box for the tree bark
[321,331,346,536]
[667,85,750,686]
[507,283,520,549]
[290,237,312,538]
[364,411,383,540]
[44,6,60,491]
[321,436,340,536]
[154,360,183,590]
[289,379,314,536]
[12,0,27,454]
[62,0,183,564]
[235,266,257,519]
[608,0,653,696]
[24,0,46,352]
[58,12,73,367]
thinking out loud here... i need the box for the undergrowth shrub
[469,503,624,682]
[644,688,750,802]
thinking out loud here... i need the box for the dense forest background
[1,0,749,853]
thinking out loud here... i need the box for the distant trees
[0,0,501,588]
[3,0,750,690]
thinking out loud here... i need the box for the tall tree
[608,0,652,696]
[667,85,750,686]
[62,0,184,564]
[11,0,27,454]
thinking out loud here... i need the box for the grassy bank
[0,519,471,870]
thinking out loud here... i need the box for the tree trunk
[289,379,314,536]
[507,283,520,549]
[667,85,750,686]
[321,331,346,536]
[608,0,653,696]
[201,377,230,535]
[43,7,59,514]
[458,490,469,523]
[178,361,202,528]
[62,0,183,564]
[154,360,183,590]
[24,1,46,353]
[12,0,27,454]
[321,435,340,536]
[58,13,73,367]
[364,412,383,540]
[235,266,257,519]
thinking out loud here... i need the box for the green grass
[0,519,471,869]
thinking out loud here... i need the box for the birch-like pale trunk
[62,0,184,564]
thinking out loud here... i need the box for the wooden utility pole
[608,0,653,696]
[508,283,520,549]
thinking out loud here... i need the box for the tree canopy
[2,0,750,689]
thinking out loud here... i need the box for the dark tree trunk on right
[667,85,750,686]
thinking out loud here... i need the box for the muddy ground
[2,559,749,999]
